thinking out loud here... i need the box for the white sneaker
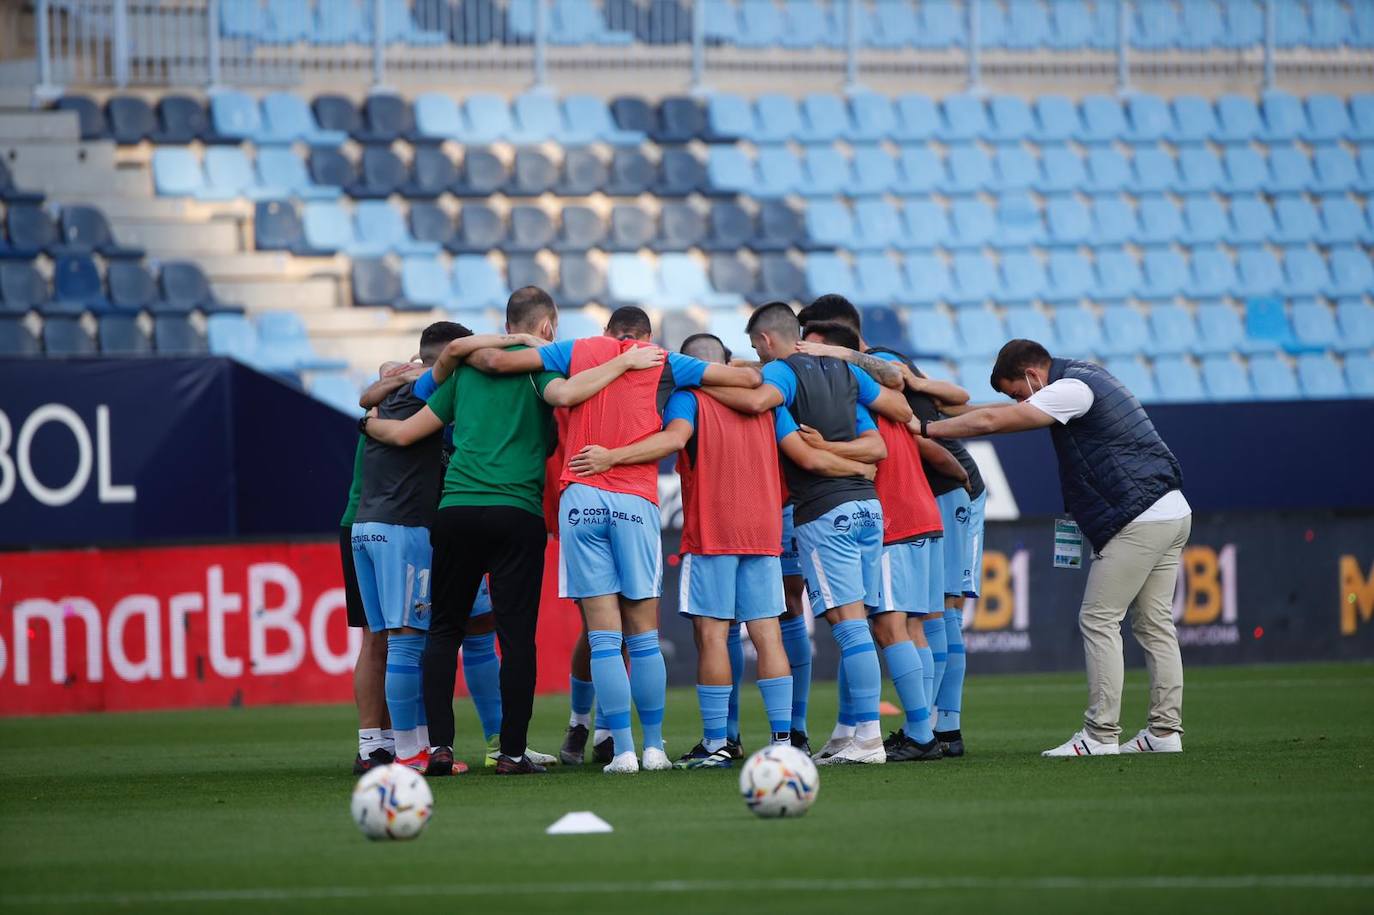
[812,736,852,762]
[525,747,559,766]
[1041,730,1120,757]
[641,746,672,771]
[603,750,639,774]
[818,736,886,765]
[1119,729,1182,754]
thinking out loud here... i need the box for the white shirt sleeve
[1026,378,1095,424]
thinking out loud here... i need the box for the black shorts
[339,525,367,628]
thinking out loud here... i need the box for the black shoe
[935,729,965,758]
[790,729,812,755]
[676,741,711,765]
[883,729,904,752]
[425,746,457,777]
[887,732,943,762]
[724,737,744,760]
[352,747,394,775]
[592,735,614,765]
[560,724,589,766]
[494,754,548,775]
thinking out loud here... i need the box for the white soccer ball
[738,744,819,818]
[351,763,434,840]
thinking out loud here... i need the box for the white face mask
[1024,371,1042,397]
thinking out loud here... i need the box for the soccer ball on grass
[351,763,433,840]
[738,745,819,818]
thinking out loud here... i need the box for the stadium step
[110,219,242,256]
[299,309,439,337]
[0,110,80,142]
[215,278,339,312]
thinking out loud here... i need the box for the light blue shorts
[879,541,935,615]
[962,491,987,598]
[795,499,884,616]
[678,553,784,622]
[780,504,802,578]
[471,574,492,618]
[351,521,432,633]
[557,483,662,601]
[936,489,972,599]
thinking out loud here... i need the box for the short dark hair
[797,294,861,333]
[506,286,556,332]
[745,301,800,340]
[680,333,729,363]
[605,305,653,341]
[419,320,471,359]
[990,338,1052,390]
[802,320,862,352]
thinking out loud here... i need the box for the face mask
[1024,371,1041,397]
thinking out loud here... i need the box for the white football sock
[856,720,881,741]
[830,723,856,741]
[570,712,591,728]
[358,728,386,756]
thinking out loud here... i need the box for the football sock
[916,645,935,718]
[832,619,881,731]
[922,616,949,713]
[883,641,933,744]
[626,630,667,752]
[413,672,429,751]
[832,656,856,739]
[381,728,395,752]
[593,695,610,745]
[461,631,502,740]
[384,634,425,760]
[696,684,731,753]
[588,630,634,757]
[726,624,744,742]
[779,615,812,733]
[569,675,595,728]
[358,728,386,757]
[937,608,966,732]
[757,675,794,742]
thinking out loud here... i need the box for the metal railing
[27,0,1370,97]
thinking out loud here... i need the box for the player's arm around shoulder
[542,344,666,407]
[361,404,444,447]
[569,419,694,477]
[778,432,877,481]
[700,362,762,389]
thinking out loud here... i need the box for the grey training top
[354,383,442,528]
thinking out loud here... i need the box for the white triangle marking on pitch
[546,811,613,835]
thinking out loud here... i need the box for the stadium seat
[603,148,654,196]
[1304,94,1351,143]
[356,201,440,256]
[1187,246,1239,300]
[1327,246,1374,298]
[1138,249,1187,300]
[564,95,644,146]
[1045,251,1095,303]
[800,147,851,198]
[948,198,994,249]
[893,146,946,195]
[106,95,158,145]
[313,95,363,139]
[0,314,40,355]
[556,307,603,341]
[0,261,50,311]
[1053,304,1103,355]
[943,143,993,195]
[998,252,1047,304]
[106,261,159,312]
[1151,354,1206,402]
[1094,249,1143,303]
[1315,195,1371,246]
[996,193,1044,248]
[450,147,506,197]
[611,96,655,135]
[708,253,756,299]
[49,255,108,313]
[756,253,807,304]
[955,308,1005,358]
[554,205,608,252]
[893,94,941,142]
[257,92,346,146]
[208,91,262,142]
[702,203,753,252]
[505,205,556,254]
[804,253,857,301]
[901,253,951,307]
[851,253,908,307]
[352,147,406,199]
[1296,353,1349,398]
[656,148,706,196]
[1079,95,1127,144]
[651,202,704,252]
[1350,94,1374,141]
[55,94,108,140]
[1237,249,1284,298]
[1348,353,1374,397]
[505,148,557,197]
[253,147,335,200]
[1084,147,1131,193]
[906,309,957,359]
[1130,147,1179,195]
[351,258,401,308]
[43,315,97,355]
[1148,304,1199,355]
[949,251,999,306]
[1090,196,1137,247]
[1036,146,1087,195]
[1290,301,1340,351]
[754,94,804,145]
[158,94,219,145]
[940,94,989,143]
[706,146,754,196]
[451,255,509,309]
[861,1,918,49]
[897,199,947,251]
[1099,306,1150,356]
[1260,91,1308,142]
[449,203,505,254]
[607,205,656,252]
[658,253,742,308]
[161,261,231,313]
[307,147,358,194]
[705,93,754,143]
[400,257,457,310]
[916,0,964,47]
[151,148,205,197]
[1042,196,1089,248]
[993,146,1039,193]
[1266,144,1315,195]
[795,94,846,145]
[557,254,607,306]
[1193,304,1257,356]
[848,147,897,198]
[851,199,901,252]
[398,146,456,198]
[357,94,416,144]
[1310,144,1359,194]
[405,201,454,250]
[1215,94,1263,143]
[1248,354,1301,400]
[1244,296,1293,348]
[607,253,658,305]
[755,148,803,198]
[1201,354,1254,400]
[1229,195,1276,246]
[506,255,549,293]
[257,311,343,371]
[253,199,313,254]
[1170,95,1218,145]
[52,205,138,259]
[414,93,467,142]
[1136,195,1184,247]
[1003,306,1058,352]
[302,201,374,256]
[1047,0,1093,49]
[1124,95,1174,145]
[1132,0,1181,49]
[558,147,608,196]
[98,313,152,356]
[987,95,1035,143]
[1173,146,1223,195]
[1336,300,1374,350]
[1280,247,1330,298]
[314,0,370,43]
[1033,95,1081,143]
[1180,196,1229,245]
[1271,196,1321,246]
[654,96,705,143]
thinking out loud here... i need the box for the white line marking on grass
[7,874,1374,905]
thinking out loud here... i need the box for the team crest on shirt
[833,514,852,533]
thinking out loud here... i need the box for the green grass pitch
[2,662,1372,914]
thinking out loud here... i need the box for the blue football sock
[832,619,881,726]
[461,632,502,741]
[588,630,633,756]
[626,630,667,751]
[385,634,425,759]
[780,615,812,733]
[570,675,595,727]
[937,609,966,732]
[696,684,731,751]
[836,655,857,727]
[757,676,794,739]
[923,617,949,713]
[916,644,935,717]
[883,641,933,744]
[726,624,744,742]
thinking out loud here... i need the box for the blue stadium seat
[1280,247,1330,298]
[356,200,439,256]
[258,311,344,371]
[414,93,467,141]
[449,147,505,197]
[314,0,370,43]
[800,146,850,198]
[403,146,459,199]
[1170,95,1218,145]
[1351,94,1374,141]
[96,313,150,356]
[754,200,804,252]
[906,309,957,359]
[705,93,753,143]
[160,261,234,314]
[995,193,1044,247]
[0,314,39,355]
[1304,93,1351,143]
[1177,1,1226,50]
[256,92,345,146]
[1271,196,1321,246]
[656,148,705,196]
[564,94,644,145]
[56,94,109,140]
[1244,297,1294,351]
[998,251,1047,304]
[408,202,456,249]
[1148,304,1199,355]
[1045,250,1095,302]
[656,202,706,252]
[1139,249,1187,301]
[557,254,607,306]
[56,205,141,259]
[1083,147,1131,193]
[949,251,999,306]
[1360,145,1374,193]
[354,146,408,198]
[1175,146,1224,195]
[1215,94,1262,144]
[658,253,742,308]
[894,94,941,142]
[706,146,753,196]
[862,0,918,48]
[1053,304,1103,354]
[849,93,897,142]
[506,254,549,292]
[1187,245,1239,299]
[943,143,993,195]
[916,0,964,47]
[1229,195,1276,245]
[1311,0,1353,48]
[987,95,1034,143]
[106,261,159,312]
[1099,306,1150,356]
[606,253,657,305]
[1132,0,1181,48]
[452,255,509,309]
[1047,0,1094,49]
[948,198,994,249]
[853,199,901,252]
[654,96,705,142]
[399,257,456,310]
[1135,195,1183,247]
[1259,91,1308,142]
[1349,353,1374,397]
[607,204,656,252]
[256,147,339,200]
[151,148,203,197]
[47,254,106,313]
[804,252,858,301]
[209,91,262,142]
[1316,195,1371,245]
[351,257,401,308]
[603,148,654,196]
[448,203,505,254]
[357,94,416,144]
[1194,304,1258,355]
[313,94,362,138]
[455,94,513,144]
[106,95,157,145]
[955,308,1004,358]
[0,262,48,311]
[701,202,752,253]
[610,96,653,135]
[899,198,948,251]
[307,147,358,193]
[861,305,907,352]
[1290,301,1340,351]
[1181,196,1228,245]
[1248,354,1300,400]
[1266,144,1314,195]
[708,253,756,299]
[202,147,262,200]
[551,0,634,46]
[1273,0,1312,47]
[993,146,1039,192]
[894,146,946,195]
[156,94,215,144]
[852,253,907,307]
[1003,0,1050,49]
[1310,144,1359,194]
[1079,95,1127,144]
[756,253,807,304]
[506,148,558,197]
[755,147,803,197]
[1094,249,1142,303]
[302,201,380,256]
[1003,306,1057,351]
[754,94,804,145]
[1035,145,1086,195]
[1296,353,1349,398]
[380,0,445,44]
[219,0,264,36]
[1130,146,1179,195]
[1124,95,1173,145]
[939,94,988,143]
[1237,248,1284,298]
[1201,354,1254,400]
[1033,95,1082,142]
[206,313,260,365]
[253,198,309,254]
[805,199,855,250]
[902,254,951,307]
[1327,245,1374,298]
[1090,196,1137,247]
[550,205,604,253]
[1336,300,1374,350]
[559,147,609,196]
[42,315,96,355]
[1152,355,1206,402]
[737,0,786,47]
[0,159,41,205]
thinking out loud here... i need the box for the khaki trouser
[1079,515,1192,743]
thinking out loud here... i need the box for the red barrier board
[0,540,582,716]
